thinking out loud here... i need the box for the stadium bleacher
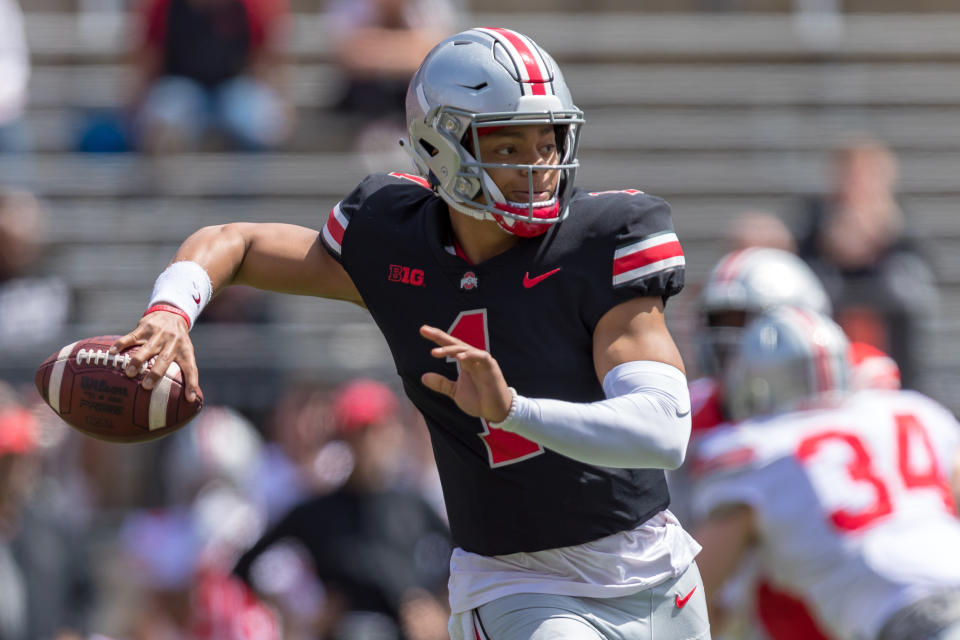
[5,7,960,410]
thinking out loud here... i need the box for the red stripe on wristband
[143,304,191,330]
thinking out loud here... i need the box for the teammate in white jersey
[691,306,960,640]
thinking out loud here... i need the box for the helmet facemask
[403,27,585,238]
[407,105,583,237]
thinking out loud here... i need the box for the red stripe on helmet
[790,307,833,393]
[715,248,752,284]
[485,27,549,96]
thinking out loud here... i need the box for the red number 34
[797,413,957,532]
[448,309,544,468]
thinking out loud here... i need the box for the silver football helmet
[723,306,850,422]
[697,247,832,376]
[403,27,584,237]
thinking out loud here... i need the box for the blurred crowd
[9,0,460,157]
[0,375,450,640]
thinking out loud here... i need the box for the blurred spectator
[0,382,94,640]
[0,0,29,153]
[325,0,458,163]
[794,137,939,390]
[115,406,281,640]
[130,0,293,153]
[0,188,72,353]
[726,209,797,254]
[247,384,341,525]
[235,379,451,640]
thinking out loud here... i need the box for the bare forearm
[169,222,360,301]
[170,224,249,296]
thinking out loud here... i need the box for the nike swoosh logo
[676,408,691,418]
[523,267,561,288]
[675,585,697,609]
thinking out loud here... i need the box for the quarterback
[112,28,709,640]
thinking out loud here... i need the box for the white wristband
[148,261,213,330]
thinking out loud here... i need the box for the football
[35,335,203,443]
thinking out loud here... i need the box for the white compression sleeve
[491,361,692,469]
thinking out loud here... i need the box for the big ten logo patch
[388,264,425,287]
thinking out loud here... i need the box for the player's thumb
[421,372,456,398]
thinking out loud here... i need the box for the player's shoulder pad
[871,388,960,428]
[341,172,434,212]
[564,188,685,295]
[567,188,673,238]
[322,172,435,260]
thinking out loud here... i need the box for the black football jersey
[321,173,686,556]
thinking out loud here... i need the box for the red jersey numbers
[896,413,957,514]
[797,430,893,532]
[447,309,544,468]
[796,412,956,533]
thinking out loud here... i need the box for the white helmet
[723,306,850,422]
[403,27,584,237]
[698,247,832,376]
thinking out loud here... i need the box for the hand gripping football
[35,335,203,442]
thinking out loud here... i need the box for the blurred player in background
[677,248,907,639]
[692,306,960,640]
[689,247,833,436]
[687,245,902,438]
[669,247,837,638]
[111,27,709,640]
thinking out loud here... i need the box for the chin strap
[399,138,560,236]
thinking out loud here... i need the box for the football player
[690,247,833,434]
[690,246,903,436]
[110,28,709,640]
[691,307,960,640]
[679,249,904,639]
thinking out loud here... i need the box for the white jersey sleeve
[692,389,960,640]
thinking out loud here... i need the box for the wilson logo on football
[460,271,479,291]
[388,265,425,287]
